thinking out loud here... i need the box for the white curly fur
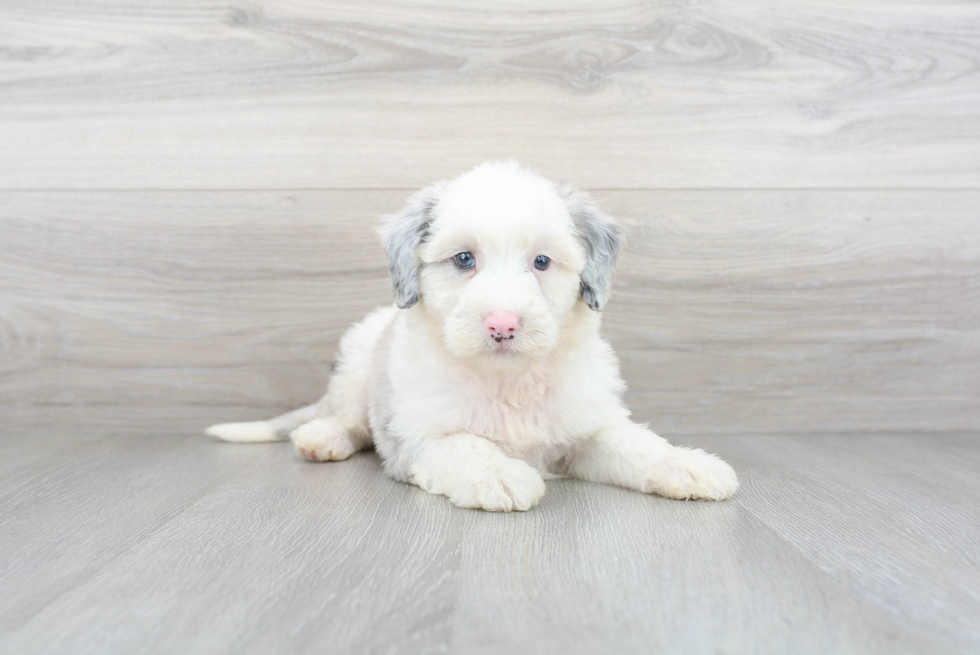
[207,161,738,511]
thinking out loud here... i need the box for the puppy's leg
[565,422,738,501]
[406,434,546,512]
[290,371,373,462]
[292,307,398,462]
[291,417,369,462]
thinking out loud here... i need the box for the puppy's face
[381,162,621,364]
[418,178,585,359]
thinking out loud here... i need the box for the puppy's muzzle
[485,312,520,343]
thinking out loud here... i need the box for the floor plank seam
[730,496,948,645]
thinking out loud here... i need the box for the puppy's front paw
[290,418,355,462]
[642,447,739,501]
[414,458,546,512]
[451,460,546,512]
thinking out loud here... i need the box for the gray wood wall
[1,1,978,436]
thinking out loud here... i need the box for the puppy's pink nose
[485,312,520,341]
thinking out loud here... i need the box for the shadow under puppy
[207,161,738,511]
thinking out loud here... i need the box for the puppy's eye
[453,252,475,269]
[533,255,550,271]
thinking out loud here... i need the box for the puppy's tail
[205,404,318,443]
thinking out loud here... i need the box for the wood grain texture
[1,432,977,653]
[2,189,977,435]
[450,481,949,655]
[711,433,980,652]
[0,436,460,654]
[2,2,978,652]
[606,190,980,434]
[1,0,978,189]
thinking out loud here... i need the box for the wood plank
[604,190,980,435]
[0,190,397,434]
[2,439,461,655]
[693,433,980,653]
[1,1,978,189]
[449,479,953,655]
[0,433,262,633]
[1,189,977,435]
[3,432,974,653]
[0,430,112,478]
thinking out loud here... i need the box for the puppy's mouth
[487,334,519,353]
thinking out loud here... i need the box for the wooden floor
[1,431,978,654]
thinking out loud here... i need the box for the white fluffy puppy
[207,161,738,511]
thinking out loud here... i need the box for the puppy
[207,161,738,511]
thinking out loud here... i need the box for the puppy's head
[380,161,621,363]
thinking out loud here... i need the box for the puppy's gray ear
[379,183,445,309]
[560,185,623,312]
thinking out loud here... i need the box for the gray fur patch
[559,185,623,311]
[379,182,447,309]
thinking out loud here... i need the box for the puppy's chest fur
[382,310,623,469]
[404,352,602,464]
[461,371,566,456]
